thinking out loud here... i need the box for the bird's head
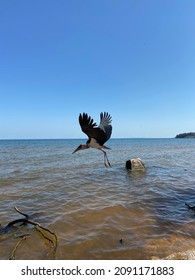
[72,144,89,154]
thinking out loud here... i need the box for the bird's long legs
[102,150,111,167]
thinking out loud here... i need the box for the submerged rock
[126,158,146,171]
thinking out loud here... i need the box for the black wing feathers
[79,113,97,129]
[79,112,112,145]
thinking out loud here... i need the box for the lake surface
[0,138,195,260]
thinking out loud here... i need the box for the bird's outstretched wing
[99,112,112,141]
[79,112,112,145]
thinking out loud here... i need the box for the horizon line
[0,137,175,141]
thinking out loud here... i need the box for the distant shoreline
[175,132,195,138]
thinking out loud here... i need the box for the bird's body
[73,112,112,167]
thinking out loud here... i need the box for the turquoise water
[0,138,195,259]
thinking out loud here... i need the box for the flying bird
[72,112,112,167]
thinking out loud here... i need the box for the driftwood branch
[14,206,29,219]
[0,207,58,259]
[9,234,30,260]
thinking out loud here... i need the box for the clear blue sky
[0,0,195,139]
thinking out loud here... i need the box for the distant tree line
[175,132,195,138]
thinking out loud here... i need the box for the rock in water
[126,158,146,171]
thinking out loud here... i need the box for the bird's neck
[82,144,90,149]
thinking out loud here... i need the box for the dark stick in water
[0,207,58,259]
[185,202,195,211]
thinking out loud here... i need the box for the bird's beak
[72,145,81,154]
